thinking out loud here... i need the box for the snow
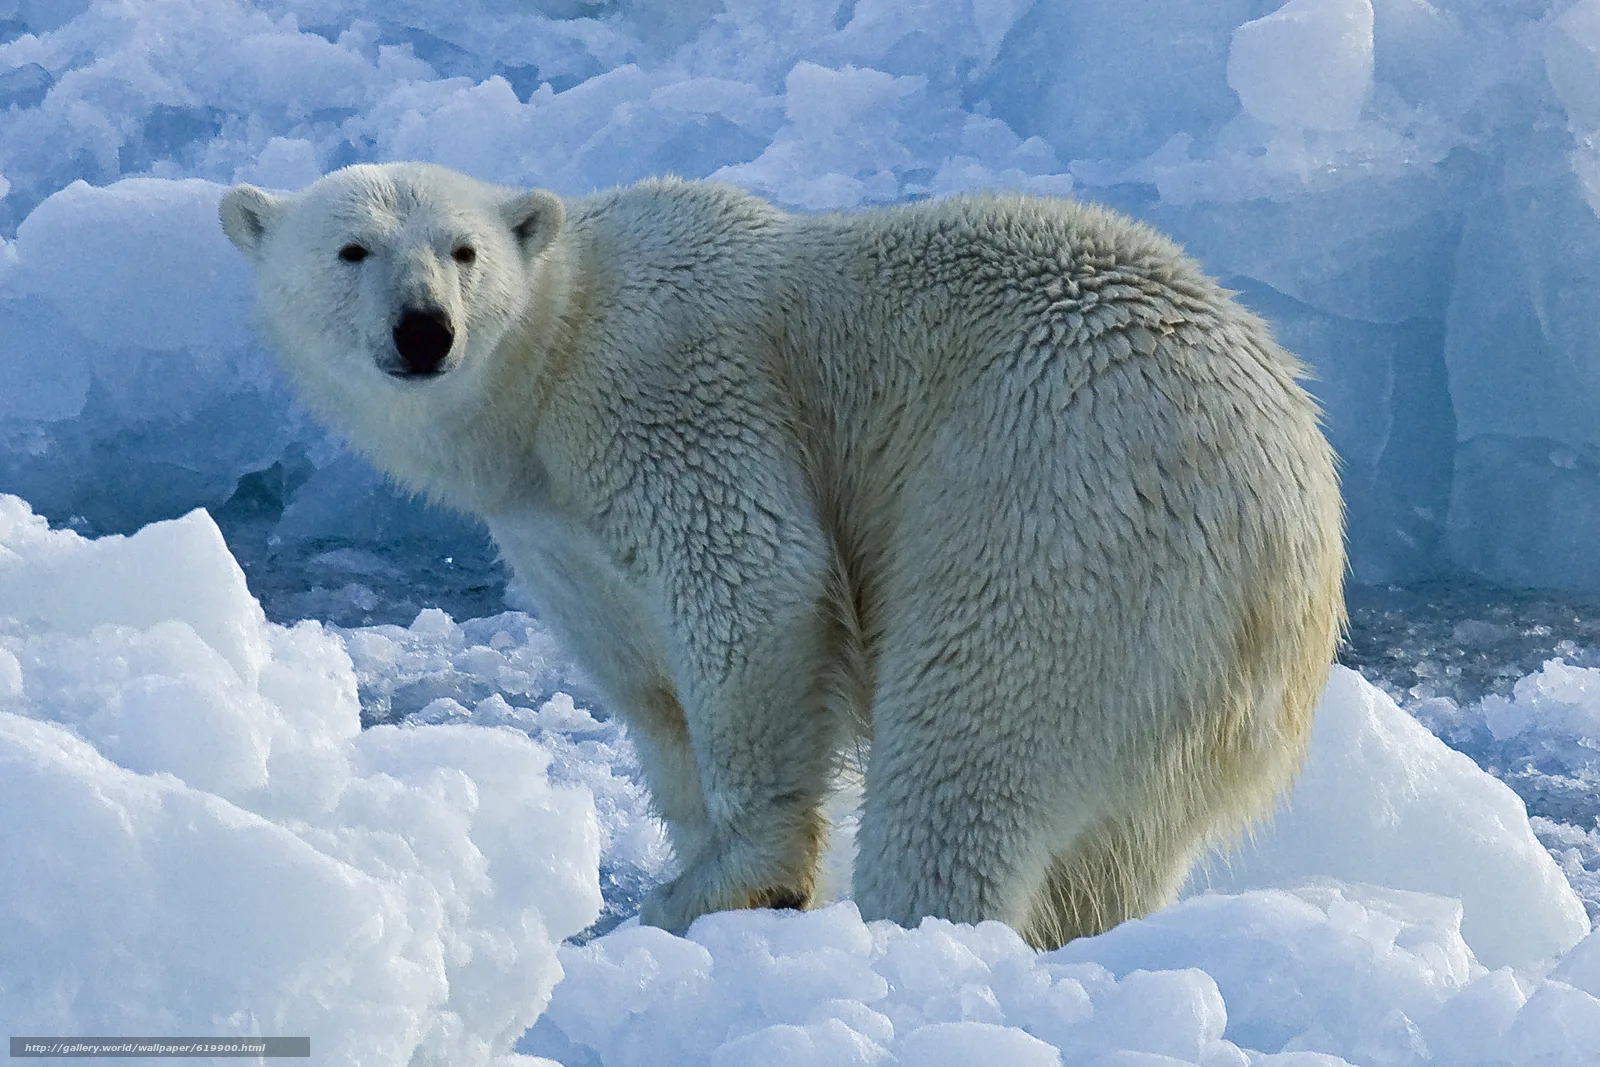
[528,888,1589,1066]
[1555,928,1600,998]
[3,0,1600,1062]
[1228,0,1375,133]
[0,497,601,1065]
[2,491,1598,1065]
[1190,667,1590,971]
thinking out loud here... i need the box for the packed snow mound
[0,0,1599,591]
[528,892,1600,1067]
[1191,666,1592,970]
[0,495,602,1067]
[1228,0,1374,133]
[341,606,673,936]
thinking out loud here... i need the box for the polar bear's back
[784,193,1302,417]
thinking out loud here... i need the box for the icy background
[4,0,1600,594]
[4,0,1600,1064]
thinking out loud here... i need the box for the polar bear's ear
[501,189,565,260]
[219,185,283,261]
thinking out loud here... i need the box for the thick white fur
[221,163,1345,947]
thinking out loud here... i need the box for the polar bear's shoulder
[573,178,788,251]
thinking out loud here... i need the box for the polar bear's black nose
[392,307,454,376]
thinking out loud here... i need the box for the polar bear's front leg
[585,349,845,933]
[637,589,843,933]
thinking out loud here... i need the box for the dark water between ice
[1343,581,1600,709]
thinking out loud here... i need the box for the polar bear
[220,163,1345,948]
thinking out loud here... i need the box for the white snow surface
[0,0,1598,588]
[1190,666,1591,971]
[2,492,1598,1066]
[0,496,602,1066]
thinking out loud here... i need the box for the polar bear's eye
[452,246,477,265]
[338,244,369,263]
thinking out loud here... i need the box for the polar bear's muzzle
[389,306,455,378]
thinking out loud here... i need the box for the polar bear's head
[220,163,564,403]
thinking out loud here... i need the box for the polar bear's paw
[639,848,813,933]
